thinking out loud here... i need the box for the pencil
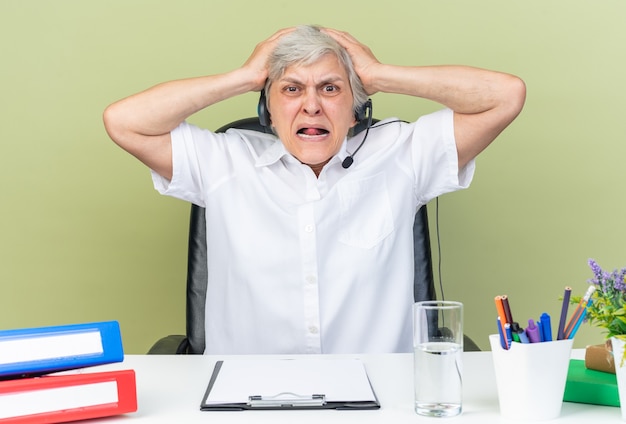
[501,295,514,325]
[494,296,509,349]
[564,286,596,339]
[569,299,592,339]
[557,287,572,340]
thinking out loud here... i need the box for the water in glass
[414,341,462,417]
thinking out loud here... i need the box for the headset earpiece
[258,90,270,127]
[343,99,373,169]
[351,99,373,136]
[355,99,372,123]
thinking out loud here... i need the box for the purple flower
[614,268,626,292]
[588,259,626,295]
[588,258,604,286]
[583,259,626,340]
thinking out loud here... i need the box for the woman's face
[268,54,356,175]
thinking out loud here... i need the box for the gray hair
[263,25,368,116]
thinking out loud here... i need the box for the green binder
[563,359,619,407]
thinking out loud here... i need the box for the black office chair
[148,117,480,354]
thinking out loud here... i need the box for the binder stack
[0,321,137,423]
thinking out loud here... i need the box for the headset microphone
[342,99,373,169]
[341,156,354,169]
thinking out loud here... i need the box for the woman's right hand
[241,27,295,92]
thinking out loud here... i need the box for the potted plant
[573,259,626,418]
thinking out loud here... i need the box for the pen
[537,320,544,342]
[557,287,572,340]
[540,313,552,342]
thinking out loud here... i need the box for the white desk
[92,350,621,423]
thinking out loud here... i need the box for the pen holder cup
[489,334,573,421]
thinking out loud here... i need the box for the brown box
[585,343,616,374]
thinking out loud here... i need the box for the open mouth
[297,128,329,137]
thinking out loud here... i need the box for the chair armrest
[147,335,190,354]
[464,335,481,352]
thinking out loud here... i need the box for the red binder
[0,369,137,423]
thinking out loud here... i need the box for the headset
[257,90,373,168]
[257,90,271,128]
[342,99,372,168]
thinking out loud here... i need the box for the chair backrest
[183,117,436,354]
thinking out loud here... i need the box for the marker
[540,313,552,342]
[505,323,513,348]
[526,319,541,343]
[511,322,521,343]
[497,317,508,349]
[557,287,572,340]
[512,322,528,343]
[517,328,530,344]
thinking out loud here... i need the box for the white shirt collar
[255,137,350,169]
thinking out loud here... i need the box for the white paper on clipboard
[201,357,379,410]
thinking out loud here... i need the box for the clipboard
[200,358,380,411]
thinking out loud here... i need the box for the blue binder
[0,321,124,378]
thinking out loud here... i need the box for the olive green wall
[1,0,624,353]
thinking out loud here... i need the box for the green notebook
[563,359,619,407]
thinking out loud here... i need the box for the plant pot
[611,337,626,420]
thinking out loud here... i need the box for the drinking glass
[413,300,463,417]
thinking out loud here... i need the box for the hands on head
[243,25,377,96]
[104,24,525,178]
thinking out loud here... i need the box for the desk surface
[92,350,620,423]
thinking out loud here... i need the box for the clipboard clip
[247,392,326,408]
